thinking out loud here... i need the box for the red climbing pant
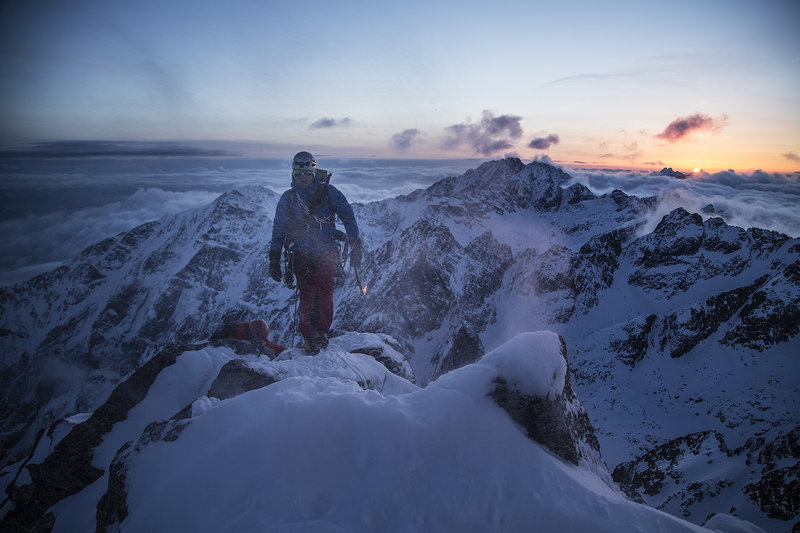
[293,248,338,340]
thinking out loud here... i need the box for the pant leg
[294,253,315,339]
[294,248,338,338]
[311,248,338,333]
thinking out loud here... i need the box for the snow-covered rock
[1,331,727,533]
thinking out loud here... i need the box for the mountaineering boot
[315,329,329,352]
[303,329,329,355]
[303,337,317,355]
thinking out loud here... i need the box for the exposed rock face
[613,426,800,525]
[627,210,790,298]
[433,325,485,376]
[609,314,658,367]
[657,276,769,358]
[629,208,706,280]
[489,336,609,484]
[206,359,279,401]
[0,343,202,533]
[97,418,191,532]
[373,219,461,339]
[612,431,733,501]
[743,426,800,522]
[721,259,800,350]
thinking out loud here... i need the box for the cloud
[310,117,353,129]
[442,110,524,156]
[0,141,233,158]
[528,134,560,150]
[784,152,800,163]
[0,188,221,286]
[655,113,728,143]
[546,72,635,85]
[390,129,421,151]
[567,167,800,238]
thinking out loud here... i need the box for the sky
[0,0,798,173]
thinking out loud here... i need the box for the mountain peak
[654,167,687,179]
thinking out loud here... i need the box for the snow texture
[78,335,705,532]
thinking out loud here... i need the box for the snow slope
[5,332,756,533]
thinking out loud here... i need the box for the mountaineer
[268,151,362,354]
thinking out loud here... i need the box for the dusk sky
[1,0,798,172]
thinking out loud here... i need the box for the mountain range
[1,158,797,532]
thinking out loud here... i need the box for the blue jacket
[269,170,360,255]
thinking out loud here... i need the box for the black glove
[268,251,282,282]
[349,238,362,269]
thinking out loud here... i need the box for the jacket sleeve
[269,191,292,252]
[328,185,360,241]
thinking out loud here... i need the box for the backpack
[285,170,346,245]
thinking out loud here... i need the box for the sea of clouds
[567,167,800,238]
[1,156,798,287]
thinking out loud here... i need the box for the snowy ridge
[2,331,740,533]
[1,158,797,531]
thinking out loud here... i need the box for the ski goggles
[292,169,315,181]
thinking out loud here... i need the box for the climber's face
[292,170,314,189]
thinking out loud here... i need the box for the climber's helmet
[292,151,316,187]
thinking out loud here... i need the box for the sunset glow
[0,1,797,174]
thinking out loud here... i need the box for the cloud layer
[568,167,800,238]
[0,141,232,158]
[0,188,220,285]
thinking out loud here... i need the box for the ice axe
[345,236,366,296]
[353,265,367,296]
